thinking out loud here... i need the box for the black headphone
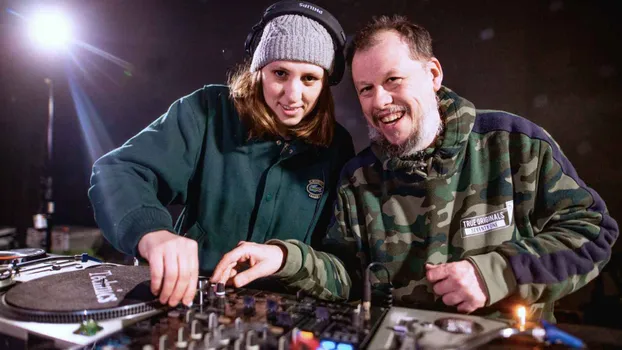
[244,0,346,86]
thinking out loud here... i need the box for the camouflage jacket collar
[372,86,477,178]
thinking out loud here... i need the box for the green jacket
[89,85,354,272]
[270,86,618,322]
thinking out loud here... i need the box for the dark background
[1,0,621,326]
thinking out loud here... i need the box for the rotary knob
[243,296,256,316]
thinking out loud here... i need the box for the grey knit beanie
[250,14,334,73]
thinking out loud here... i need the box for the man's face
[352,30,444,155]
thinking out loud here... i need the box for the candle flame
[517,306,526,318]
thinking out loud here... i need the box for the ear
[427,57,443,91]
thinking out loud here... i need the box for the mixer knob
[158,334,168,350]
[243,296,256,316]
[261,326,268,340]
[185,309,195,323]
[276,312,292,327]
[194,312,208,321]
[266,298,278,313]
[277,335,288,350]
[235,317,244,331]
[191,319,203,340]
[267,299,278,322]
[198,278,209,306]
[315,306,329,321]
[198,278,209,291]
[233,337,243,350]
[175,327,188,349]
[352,305,361,328]
[208,312,219,330]
[207,283,216,299]
[203,332,212,349]
[216,325,231,346]
[216,283,225,296]
[246,330,260,350]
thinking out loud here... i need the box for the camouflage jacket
[269,86,618,322]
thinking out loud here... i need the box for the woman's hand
[138,230,199,307]
[210,241,286,287]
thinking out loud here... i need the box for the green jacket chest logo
[306,179,325,199]
[460,201,514,237]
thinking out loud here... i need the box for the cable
[364,262,394,309]
[366,262,392,283]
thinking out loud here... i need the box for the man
[211,15,618,321]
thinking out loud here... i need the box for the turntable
[0,249,163,349]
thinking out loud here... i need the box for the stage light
[28,10,73,51]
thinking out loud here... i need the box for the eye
[358,86,372,95]
[387,77,403,84]
[302,75,319,83]
[273,70,287,78]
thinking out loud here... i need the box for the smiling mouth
[281,105,302,111]
[378,111,405,125]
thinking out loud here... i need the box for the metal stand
[33,78,55,253]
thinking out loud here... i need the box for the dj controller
[0,249,587,350]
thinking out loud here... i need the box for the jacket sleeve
[268,181,364,302]
[468,137,619,307]
[88,91,207,257]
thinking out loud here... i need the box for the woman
[88,1,354,308]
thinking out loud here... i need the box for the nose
[372,87,392,110]
[283,79,303,103]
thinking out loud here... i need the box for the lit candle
[516,306,526,330]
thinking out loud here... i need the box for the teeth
[379,112,404,124]
[282,105,299,110]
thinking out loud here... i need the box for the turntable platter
[0,265,161,323]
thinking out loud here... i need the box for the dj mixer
[0,249,587,350]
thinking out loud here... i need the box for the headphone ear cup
[329,50,345,86]
[244,31,255,58]
[244,24,263,58]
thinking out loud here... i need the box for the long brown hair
[228,62,335,147]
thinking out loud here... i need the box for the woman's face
[261,60,325,127]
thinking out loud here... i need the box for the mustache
[372,105,408,119]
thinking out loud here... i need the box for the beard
[368,99,442,158]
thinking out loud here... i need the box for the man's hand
[138,230,199,307]
[210,241,285,287]
[426,261,487,313]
